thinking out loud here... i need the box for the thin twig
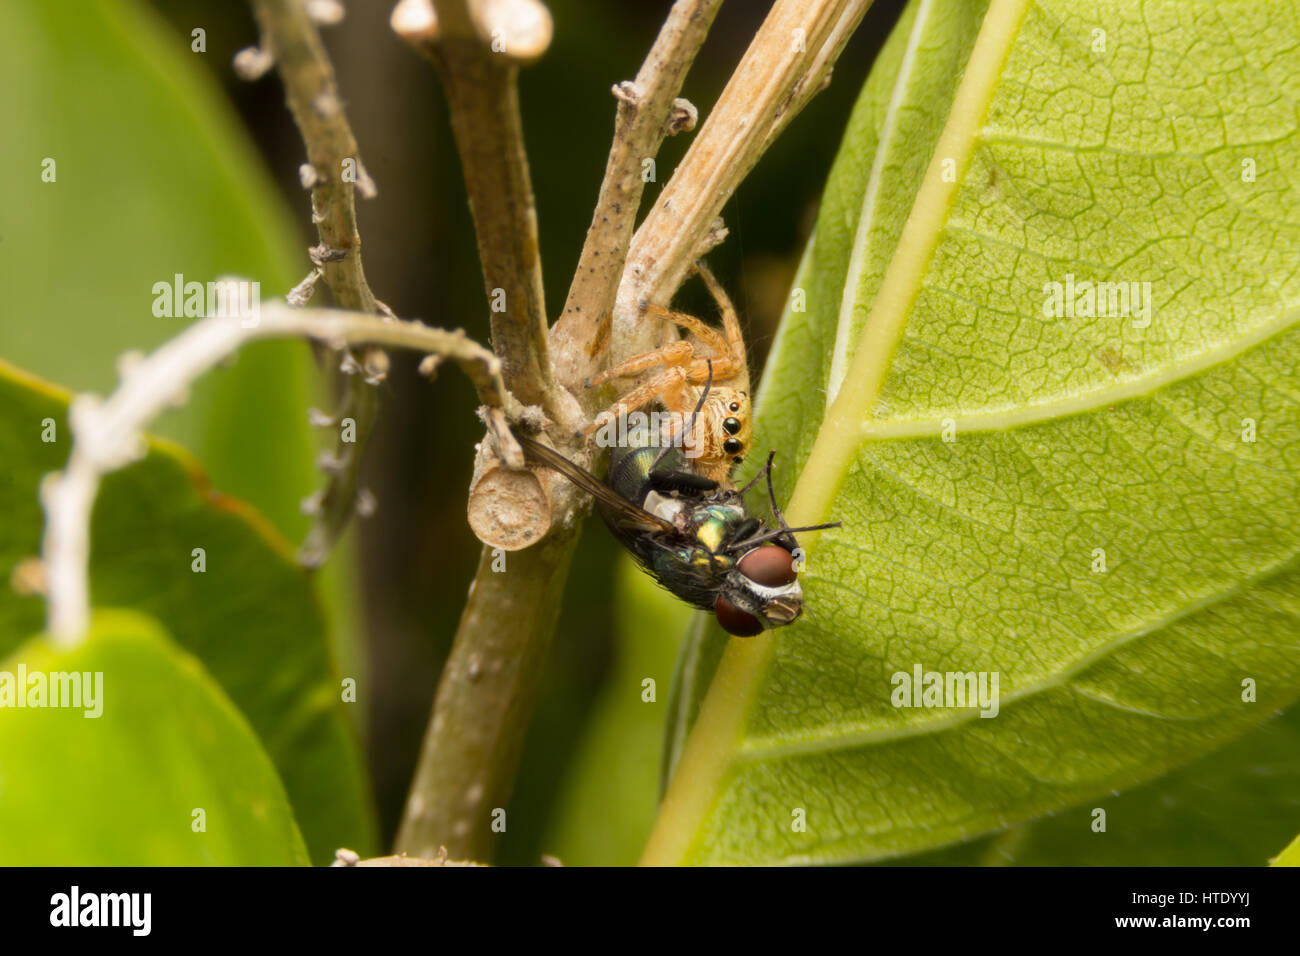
[550,0,724,396]
[251,0,377,313]
[390,0,579,864]
[394,0,560,418]
[249,0,388,566]
[41,303,516,645]
[614,0,874,359]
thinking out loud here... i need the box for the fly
[514,380,838,635]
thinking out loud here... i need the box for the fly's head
[713,542,804,636]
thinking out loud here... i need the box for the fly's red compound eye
[714,594,763,636]
[737,544,798,587]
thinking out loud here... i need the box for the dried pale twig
[248,0,388,567]
[613,0,875,360]
[41,302,515,645]
[550,0,725,396]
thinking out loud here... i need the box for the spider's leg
[694,260,748,375]
[587,339,693,388]
[583,364,689,437]
[642,303,730,358]
[681,350,744,385]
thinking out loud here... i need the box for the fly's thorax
[683,501,748,552]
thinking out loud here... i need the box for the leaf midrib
[640,0,1034,866]
[826,0,936,406]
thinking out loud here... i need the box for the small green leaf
[0,363,376,863]
[0,610,309,866]
[0,0,316,538]
[651,0,1300,865]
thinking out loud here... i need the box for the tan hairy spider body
[585,263,752,484]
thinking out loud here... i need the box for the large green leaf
[0,363,376,863]
[903,702,1300,866]
[996,704,1300,866]
[0,610,309,865]
[648,0,1300,865]
[0,0,316,539]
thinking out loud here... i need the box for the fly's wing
[513,434,676,539]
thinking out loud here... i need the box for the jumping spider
[585,261,752,484]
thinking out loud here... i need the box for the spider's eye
[723,416,742,435]
[728,402,741,412]
[723,437,743,456]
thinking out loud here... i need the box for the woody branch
[389,0,873,863]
